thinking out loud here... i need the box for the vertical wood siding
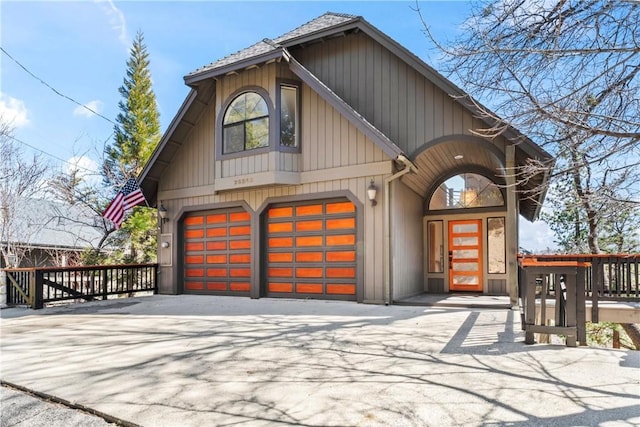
[390,180,424,300]
[290,32,507,157]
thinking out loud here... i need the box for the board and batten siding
[390,180,424,300]
[290,32,507,157]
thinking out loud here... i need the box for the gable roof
[185,13,359,83]
[140,12,552,220]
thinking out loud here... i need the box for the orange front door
[448,219,483,292]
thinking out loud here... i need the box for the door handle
[448,251,453,268]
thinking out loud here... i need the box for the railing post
[102,268,108,301]
[154,265,159,295]
[564,269,577,347]
[33,269,44,309]
[576,265,587,346]
[524,268,536,344]
[591,259,601,323]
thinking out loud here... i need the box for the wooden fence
[518,254,639,347]
[3,264,157,309]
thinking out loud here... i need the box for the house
[139,12,552,305]
[0,198,105,268]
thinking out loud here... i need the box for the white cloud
[95,0,129,47]
[0,92,29,128]
[65,155,102,188]
[73,100,103,118]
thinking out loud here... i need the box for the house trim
[157,161,393,200]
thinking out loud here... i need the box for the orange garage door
[183,208,251,295]
[266,199,358,301]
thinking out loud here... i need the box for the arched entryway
[397,135,516,296]
[423,171,508,294]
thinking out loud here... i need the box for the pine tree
[104,30,160,184]
[103,30,161,263]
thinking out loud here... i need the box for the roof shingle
[187,12,359,78]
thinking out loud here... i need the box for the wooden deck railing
[3,264,157,309]
[518,253,639,346]
[528,254,639,322]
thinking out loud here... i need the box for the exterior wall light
[161,241,170,249]
[367,179,378,206]
[158,204,168,223]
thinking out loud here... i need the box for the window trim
[216,86,274,160]
[276,79,301,153]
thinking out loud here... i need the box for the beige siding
[160,100,216,192]
[291,32,507,157]
[391,180,424,300]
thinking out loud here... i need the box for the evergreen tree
[103,30,160,263]
[104,30,160,183]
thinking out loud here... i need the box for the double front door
[448,219,482,292]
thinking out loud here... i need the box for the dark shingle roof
[187,12,358,79]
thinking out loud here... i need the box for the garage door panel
[186,282,205,291]
[296,283,323,294]
[269,282,293,293]
[296,252,323,262]
[296,204,323,216]
[183,207,251,295]
[266,199,357,301]
[327,284,356,295]
[326,234,356,246]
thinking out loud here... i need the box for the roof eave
[278,20,361,48]
[184,49,285,86]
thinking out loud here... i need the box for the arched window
[222,91,269,154]
[429,173,504,210]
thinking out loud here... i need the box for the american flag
[102,178,147,228]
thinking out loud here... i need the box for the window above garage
[218,83,300,160]
[222,91,270,155]
[278,83,299,151]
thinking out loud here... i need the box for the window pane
[428,173,504,210]
[245,118,269,150]
[428,221,443,273]
[224,96,247,125]
[453,236,478,246]
[244,92,269,119]
[453,275,479,285]
[488,217,506,274]
[452,249,478,259]
[280,86,297,147]
[452,223,478,233]
[223,124,244,153]
[452,262,479,271]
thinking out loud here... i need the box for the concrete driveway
[1,295,639,426]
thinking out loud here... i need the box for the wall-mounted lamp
[367,179,378,207]
[158,204,168,223]
[161,241,170,249]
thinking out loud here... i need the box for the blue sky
[1,0,555,251]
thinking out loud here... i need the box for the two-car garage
[181,198,359,301]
